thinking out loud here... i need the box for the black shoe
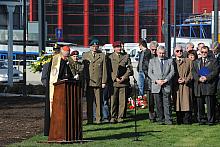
[86,121,93,125]
[150,119,156,123]
[165,121,173,125]
[208,122,215,126]
[198,119,206,125]
[157,121,165,125]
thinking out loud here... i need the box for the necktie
[93,53,96,58]
[202,58,206,67]
[160,59,163,73]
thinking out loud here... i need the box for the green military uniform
[68,57,84,80]
[82,50,107,123]
[109,52,133,122]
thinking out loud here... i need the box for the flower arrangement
[127,95,147,110]
[30,54,52,73]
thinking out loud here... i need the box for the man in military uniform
[82,39,107,124]
[109,41,133,123]
[68,50,84,80]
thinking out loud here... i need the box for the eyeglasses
[201,51,208,54]
[151,49,157,51]
[175,50,183,53]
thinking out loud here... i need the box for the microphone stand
[132,76,141,141]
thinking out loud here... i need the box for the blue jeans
[138,71,145,96]
[102,86,109,120]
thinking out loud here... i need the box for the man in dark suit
[192,46,219,125]
[148,46,175,125]
[137,40,151,108]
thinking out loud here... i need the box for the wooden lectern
[48,79,82,143]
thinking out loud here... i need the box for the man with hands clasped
[108,41,133,123]
[192,46,219,125]
[148,46,175,125]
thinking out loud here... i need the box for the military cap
[89,39,99,46]
[70,50,79,56]
[113,41,122,48]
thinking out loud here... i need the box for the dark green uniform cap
[89,39,99,46]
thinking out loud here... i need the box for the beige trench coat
[173,58,192,111]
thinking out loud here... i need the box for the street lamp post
[165,0,171,57]
[0,1,22,87]
[214,0,218,42]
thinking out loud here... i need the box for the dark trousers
[176,111,192,124]
[147,91,156,120]
[197,95,215,123]
[153,88,172,124]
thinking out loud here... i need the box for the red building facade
[31,0,219,46]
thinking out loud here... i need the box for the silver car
[0,60,23,83]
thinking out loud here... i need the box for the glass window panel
[90,26,109,35]
[115,16,134,25]
[46,3,57,13]
[115,26,134,35]
[64,26,83,34]
[63,5,83,14]
[66,36,84,44]
[90,15,109,25]
[144,26,158,35]
[63,0,83,4]
[63,15,84,24]
[90,5,109,14]
[140,15,158,26]
[90,0,109,4]
[46,15,58,24]
[115,35,134,43]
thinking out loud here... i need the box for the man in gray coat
[148,46,175,125]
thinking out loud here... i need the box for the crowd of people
[42,39,220,128]
[138,40,220,125]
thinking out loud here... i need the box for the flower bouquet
[30,54,52,73]
[127,95,147,110]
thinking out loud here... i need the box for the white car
[0,60,23,83]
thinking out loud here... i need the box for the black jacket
[137,49,151,76]
[192,57,219,96]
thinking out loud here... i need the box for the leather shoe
[110,118,116,124]
[102,119,109,123]
[95,120,101,124]
[117,118,124,123]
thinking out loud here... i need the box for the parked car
[0,60,23,83]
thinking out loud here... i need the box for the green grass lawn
[9,109,220,147]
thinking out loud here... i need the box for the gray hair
[157,45,166,52]
[186,42,194,48]
[149,41,159,48]
[175,44,183,50]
